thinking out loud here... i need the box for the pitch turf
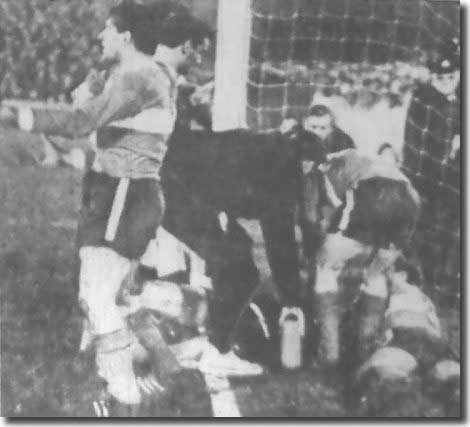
[0,129,460,417]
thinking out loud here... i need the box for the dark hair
[109,1,159,55]
[150,1,213,49]
[308,104,334,120]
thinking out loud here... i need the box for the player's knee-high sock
[78,247,143,406]
[314,266,341,366]
[357,275,388,362]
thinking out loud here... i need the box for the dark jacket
[402,83,460,207]
[162,127,302,306]
[402,83,460,287]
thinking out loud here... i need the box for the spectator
[0,0,106,100]
[402,37,460,291]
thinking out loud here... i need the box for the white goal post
[212,0,252,132]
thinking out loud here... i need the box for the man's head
[428,38,460,97]
[303,104,335,141]
[152,1,212,71]
[98,1,159,61]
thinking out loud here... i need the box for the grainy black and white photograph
[0,0,461,418]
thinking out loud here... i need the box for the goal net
[245,0,458,130]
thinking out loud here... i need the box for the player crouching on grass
[0,0,211,415]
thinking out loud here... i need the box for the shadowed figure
[161,126,302,307]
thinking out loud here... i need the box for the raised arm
[26,71,144,138]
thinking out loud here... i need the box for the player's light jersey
[27,58,177,180]
[321,149,419,203]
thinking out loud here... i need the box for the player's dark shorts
[77,170,164,259]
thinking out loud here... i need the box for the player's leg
[113,178,166,294]
[348,178,421,362]
[207,214,261,353]
[260,207,302,307]
[314,233,368,366]
[299,168,324,261]
[356,248,398,362]
[77,172,167,412]
[79,245,143,406]
[115,178,216,415]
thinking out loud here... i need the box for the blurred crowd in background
[0,0,109,102]
[251,61,431,110]
[0,0,217,103]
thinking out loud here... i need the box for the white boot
[198,343,264,377]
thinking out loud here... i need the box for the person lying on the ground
[116,214,267,378]
[85,211,266,416]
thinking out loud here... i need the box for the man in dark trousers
[402,37,460,293]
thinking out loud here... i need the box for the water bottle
[280,307,305,370]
